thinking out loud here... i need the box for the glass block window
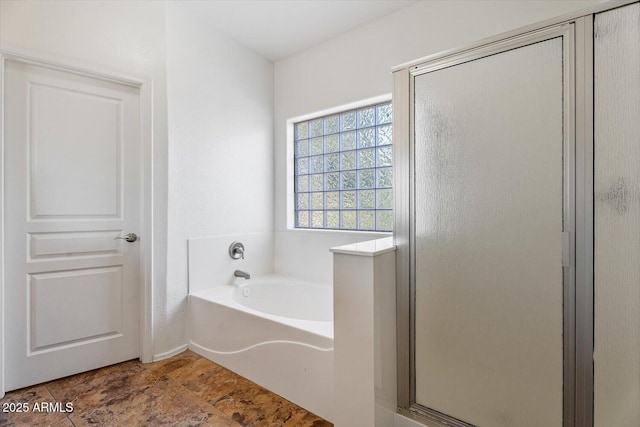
[294,101,393,231]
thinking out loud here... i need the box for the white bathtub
[188,275,334,421]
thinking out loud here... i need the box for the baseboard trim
[152,344,188,362]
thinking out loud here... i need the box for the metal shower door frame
[393,15,597,426]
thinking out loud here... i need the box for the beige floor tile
[169,357,329,427]
[0,385,73,427]
[69,376,240,427]
[1,350,332,426]
[169,358,259,401]
[142,349,202,378]
[46,360,158,415]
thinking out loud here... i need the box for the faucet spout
[234,270,251,280]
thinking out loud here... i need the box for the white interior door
[4,59,141,390]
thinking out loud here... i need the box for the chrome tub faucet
[234,270,250,280]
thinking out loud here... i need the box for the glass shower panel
[414,38,564,426]
[594,3,640,426]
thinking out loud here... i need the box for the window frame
[287,95,393,233]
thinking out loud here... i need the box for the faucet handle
[229,241,245,260]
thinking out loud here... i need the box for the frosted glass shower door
[594,3,640,426]
[413,34,567,426]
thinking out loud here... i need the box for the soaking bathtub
[188,275,334,421]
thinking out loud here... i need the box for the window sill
[284,227,392,237]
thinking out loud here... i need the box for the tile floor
[0,350,332,426]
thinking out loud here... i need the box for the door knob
[114,233,138,243]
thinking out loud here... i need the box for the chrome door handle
[114,233,138,243]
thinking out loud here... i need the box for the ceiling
[182,0,418,61]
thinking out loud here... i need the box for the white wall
[273,0,601,272]
[0,0,169,358]
[331,239,397,427]
[275,230,386,284]
[188,232,274,294]
[162,4,274,354]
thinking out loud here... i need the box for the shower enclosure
[393,2,639,426]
